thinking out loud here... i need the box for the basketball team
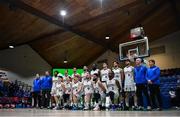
[33,58,162,111]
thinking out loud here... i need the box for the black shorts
[63,94,70,102]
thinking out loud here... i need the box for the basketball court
[0,109,180,117]
[0,0,180,117]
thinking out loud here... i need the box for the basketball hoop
[127,53,138,62]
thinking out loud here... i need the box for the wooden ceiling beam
[5,0,111,50]
[71,0,142,27]
[168,0,180,28]
[109,0,166,53]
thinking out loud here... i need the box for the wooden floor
[0,109,180,117]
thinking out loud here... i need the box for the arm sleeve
[151,67,160,81]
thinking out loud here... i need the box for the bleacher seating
[0,79,32,109]
[160,76,178,109]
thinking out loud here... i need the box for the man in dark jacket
[33,74,41,108]
[40,71,52,109]
[146,59,162,110]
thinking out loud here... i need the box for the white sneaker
[84,106,89,110]
[93,105,100,111]
[147,106,151,110]
[53,106,58,110]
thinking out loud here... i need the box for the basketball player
[92,73,106,111]
[71,77,82,110]
[63,77,72,109]
[81,66,89,108]
[106,70,121,110]
[90,63,100,76]
[100,63,111,82]
[53,75,65,110]
[134,58,151,110]
[81,66,89,83]
[71,67,80,78]
[63,69,70,83]
[112,61,123,88]
[124,59,137,110]
[82,72,94,110]
[51,71,59,108]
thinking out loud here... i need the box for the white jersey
[106,79,118,93]
[65,82,72,94]
[100,68,110,82]
[51,76,58,95]
[56,82,64,96]
[63,75,70,83]
[93,80,104,94]
[72,81,80,95]
[57,73,64,77]
[71,73,80,78]
[112,67,122,83]
[90,69,99,75]
[51,76,58,91]
[124,66,136,91]
[81,72,88,83]
[52,76,58,87]
[83,80,94,94]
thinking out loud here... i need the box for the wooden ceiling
[0,0,179,67]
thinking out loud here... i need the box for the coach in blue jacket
[33,74,41,108]
[134,58,151,110]
[40,71,52,109]
[146,59,162,110]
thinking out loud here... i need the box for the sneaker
[47,106,51,109]
[137,106,144,111]
[147,106,152,111]
[72,106,78,110]
[156,108,162,111]
[110,105,116,111]
[53,106,58,110]
[84,106,89,110]
[132,106,138,111]
[93,105,100,111]
[124,106,129,111]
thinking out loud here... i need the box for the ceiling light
[9,45,14,49]
[60,10,67,16]
[105,36,110,40]
[64,60,68,64]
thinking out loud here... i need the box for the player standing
[100,63,111,83]
[90,64,100,76]
[124,59,137,110]
[82,72,94,110]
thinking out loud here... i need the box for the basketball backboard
[119,37,149,61]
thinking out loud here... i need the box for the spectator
[169,87,178,109]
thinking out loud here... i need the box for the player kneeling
[63,77,72,109]
[53,76,65,110]
[72,77,82,110]
[92,73,106,111]
[106,70,121,111]
[82,72,94,110]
